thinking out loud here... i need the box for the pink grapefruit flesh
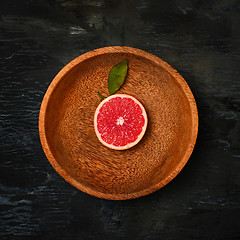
[94,94,148,150]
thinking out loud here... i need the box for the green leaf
[108,59,128,95]
[97,91,107,102]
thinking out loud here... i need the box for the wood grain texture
[39,46,198,200]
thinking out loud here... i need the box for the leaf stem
[97,91,107,102]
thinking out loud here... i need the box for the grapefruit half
[94,94,148,150]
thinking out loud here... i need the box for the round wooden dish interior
[39,46,198,200]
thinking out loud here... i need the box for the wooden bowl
[39,46,198,200]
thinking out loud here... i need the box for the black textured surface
[1,0,240,239]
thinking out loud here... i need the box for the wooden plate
[39,46,198,200]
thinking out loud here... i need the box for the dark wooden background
[1,0,240,239]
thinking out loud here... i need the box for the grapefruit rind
[94,94,148,150]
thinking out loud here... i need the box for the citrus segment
[94,94,148,150]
